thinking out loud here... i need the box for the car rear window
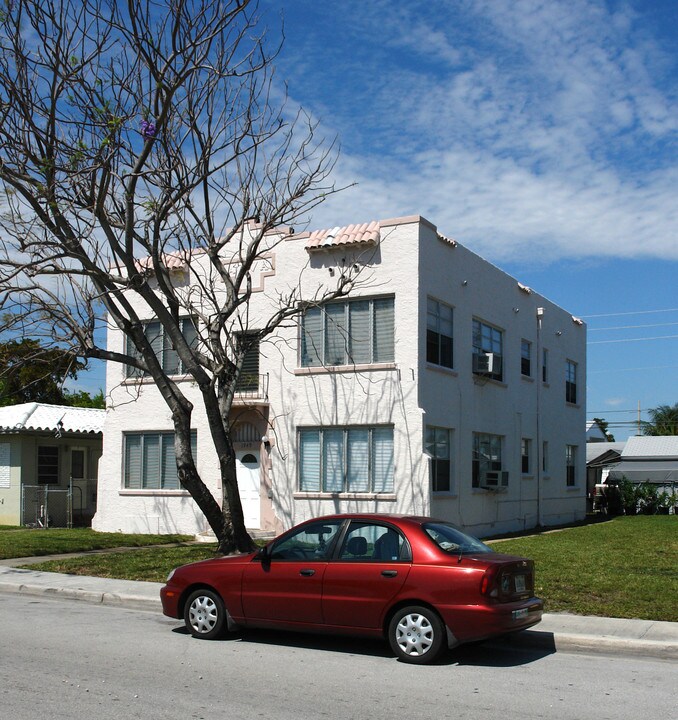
[422,522,492,555]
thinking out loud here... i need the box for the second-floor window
[236,335,260,393]
[301,297,394,367]
[566,360,578,404]
[521,339,532,377]
[126,317,197,378]
[472,319,503,381]
[426,298,453,368]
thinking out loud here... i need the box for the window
[472,319,503,381]
[126,317,198,377]
[425,426,452,492]
[301,297,394,367]
[542,349,549,383]
[70,449,85,480]
[37,446,59,485]
[269,520,343,561]
[299,426,394,493]
[124,430,197,490]
[566,444,577,487]
[426,298,453,368]
[521,340,532,377]
[472,433,505,488]
[236,335,260,393]
[566,360,577,404]
[542,441,549,474]
[521,438,532,474]
[338,521,411,561]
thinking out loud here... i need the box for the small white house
[0,403,104,526]
[93,215,587,538]
[607,436,678,491]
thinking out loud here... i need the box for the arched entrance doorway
[235,450,261,528]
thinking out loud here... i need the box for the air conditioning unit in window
[473,352,500,375]
[479,471,509,489]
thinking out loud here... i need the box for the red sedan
[160,514,543,664]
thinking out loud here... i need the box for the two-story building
[93,215,586,538]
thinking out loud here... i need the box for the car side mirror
[257,545,272,566]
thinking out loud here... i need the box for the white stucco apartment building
[93,215,586,538]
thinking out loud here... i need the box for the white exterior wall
[417,223,586,536]
[93,215,586,537]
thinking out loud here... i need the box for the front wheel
[184,589,227,640]
[388,606,445,664]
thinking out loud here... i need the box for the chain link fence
[21,485,72,528]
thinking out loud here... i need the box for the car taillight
[480,569,498,597]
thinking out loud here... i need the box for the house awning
[607,460,678,484]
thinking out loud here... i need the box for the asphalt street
[1,592,675,720]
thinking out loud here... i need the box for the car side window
[269,520,342,561]
[338,522,411,562]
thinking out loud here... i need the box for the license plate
[514,574,526,593]
[512,608,529,621]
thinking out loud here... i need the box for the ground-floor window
[472,433,505,488]
[566,444,577,487]
[299,426,394,493]
[124,431,197,490]
[521,438,532,475]
[426,426,452,492]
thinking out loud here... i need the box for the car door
[322,521,412,629]
[241,519,344,625]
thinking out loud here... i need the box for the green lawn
[0,527,192,560]
[12,516,678,622]
[487,515,678,622]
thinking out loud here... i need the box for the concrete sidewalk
[1,564,676,661]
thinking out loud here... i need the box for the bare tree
[0,0,358,552]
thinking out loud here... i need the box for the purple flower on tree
[140,119,156,139]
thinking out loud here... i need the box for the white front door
[236,450,261,529]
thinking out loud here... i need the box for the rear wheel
[388,605,445,664]
[184,589,226,640]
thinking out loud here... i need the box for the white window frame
[125,317,198,378]
[300,297,394,368]
[566,444,577,487]
[472,319,504,381]
[298,426,394,494]
[426,426,452,493]
[426,298,454,369]
[566,360,578,404]
[123,430,197,490]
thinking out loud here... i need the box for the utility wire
[581,308,678,319]
[588,322,678,332]
[588,334,678,345]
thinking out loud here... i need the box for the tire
[184,589,227,640]
[388,605,445,664]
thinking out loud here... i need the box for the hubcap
[395,613,434,656]
[188,595,218,633]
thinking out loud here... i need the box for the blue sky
[80,0,677,440]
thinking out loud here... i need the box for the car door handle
[299,569,316,576]
[381,570,398,578]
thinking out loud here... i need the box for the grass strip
[0,527,192,560]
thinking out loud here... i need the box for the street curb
[501,628,678,662]
[0,580,161,612]
[2,573,676,661]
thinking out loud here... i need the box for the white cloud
[279,0,678,263]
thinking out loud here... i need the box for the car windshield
[422,522,492,555]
